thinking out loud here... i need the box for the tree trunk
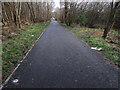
[64,0,68,25]
[18,2,22,28]
[103,1,120,39]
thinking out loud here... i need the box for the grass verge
[0,41,2,86]
[2,21,50,82]
[60,22,119,67]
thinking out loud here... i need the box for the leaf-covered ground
[2,21,50,82]
[67,26,119,67]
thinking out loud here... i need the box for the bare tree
[103,1,120,39]
[2,2,54,27]
[64,0,68,25]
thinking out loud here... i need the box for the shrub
[75,14,88,26]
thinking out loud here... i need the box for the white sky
[51,0,60,12]
[2,0,118,2]
[52,0,117,12]
[54,0,60,8]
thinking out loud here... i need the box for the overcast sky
[54,0,60,8]
[53,0,116,8]
[2,0,118,2]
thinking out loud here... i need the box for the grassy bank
[2,21,50,82]
[60,22,119,67]
[0,41,2,85]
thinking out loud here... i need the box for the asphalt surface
[3,21,119,88]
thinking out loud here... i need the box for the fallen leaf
[32,78,34,80]
[14,83,19,86]
[86,75,88,77]
[75,80,78,83]
[75,62,79,64]
[72,72,75,74]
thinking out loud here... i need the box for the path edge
[0,26,47,90]
[58,21,120,70]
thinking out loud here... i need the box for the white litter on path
[12,79,19,83]
[91,47,102,51]
[31,35,34,37]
